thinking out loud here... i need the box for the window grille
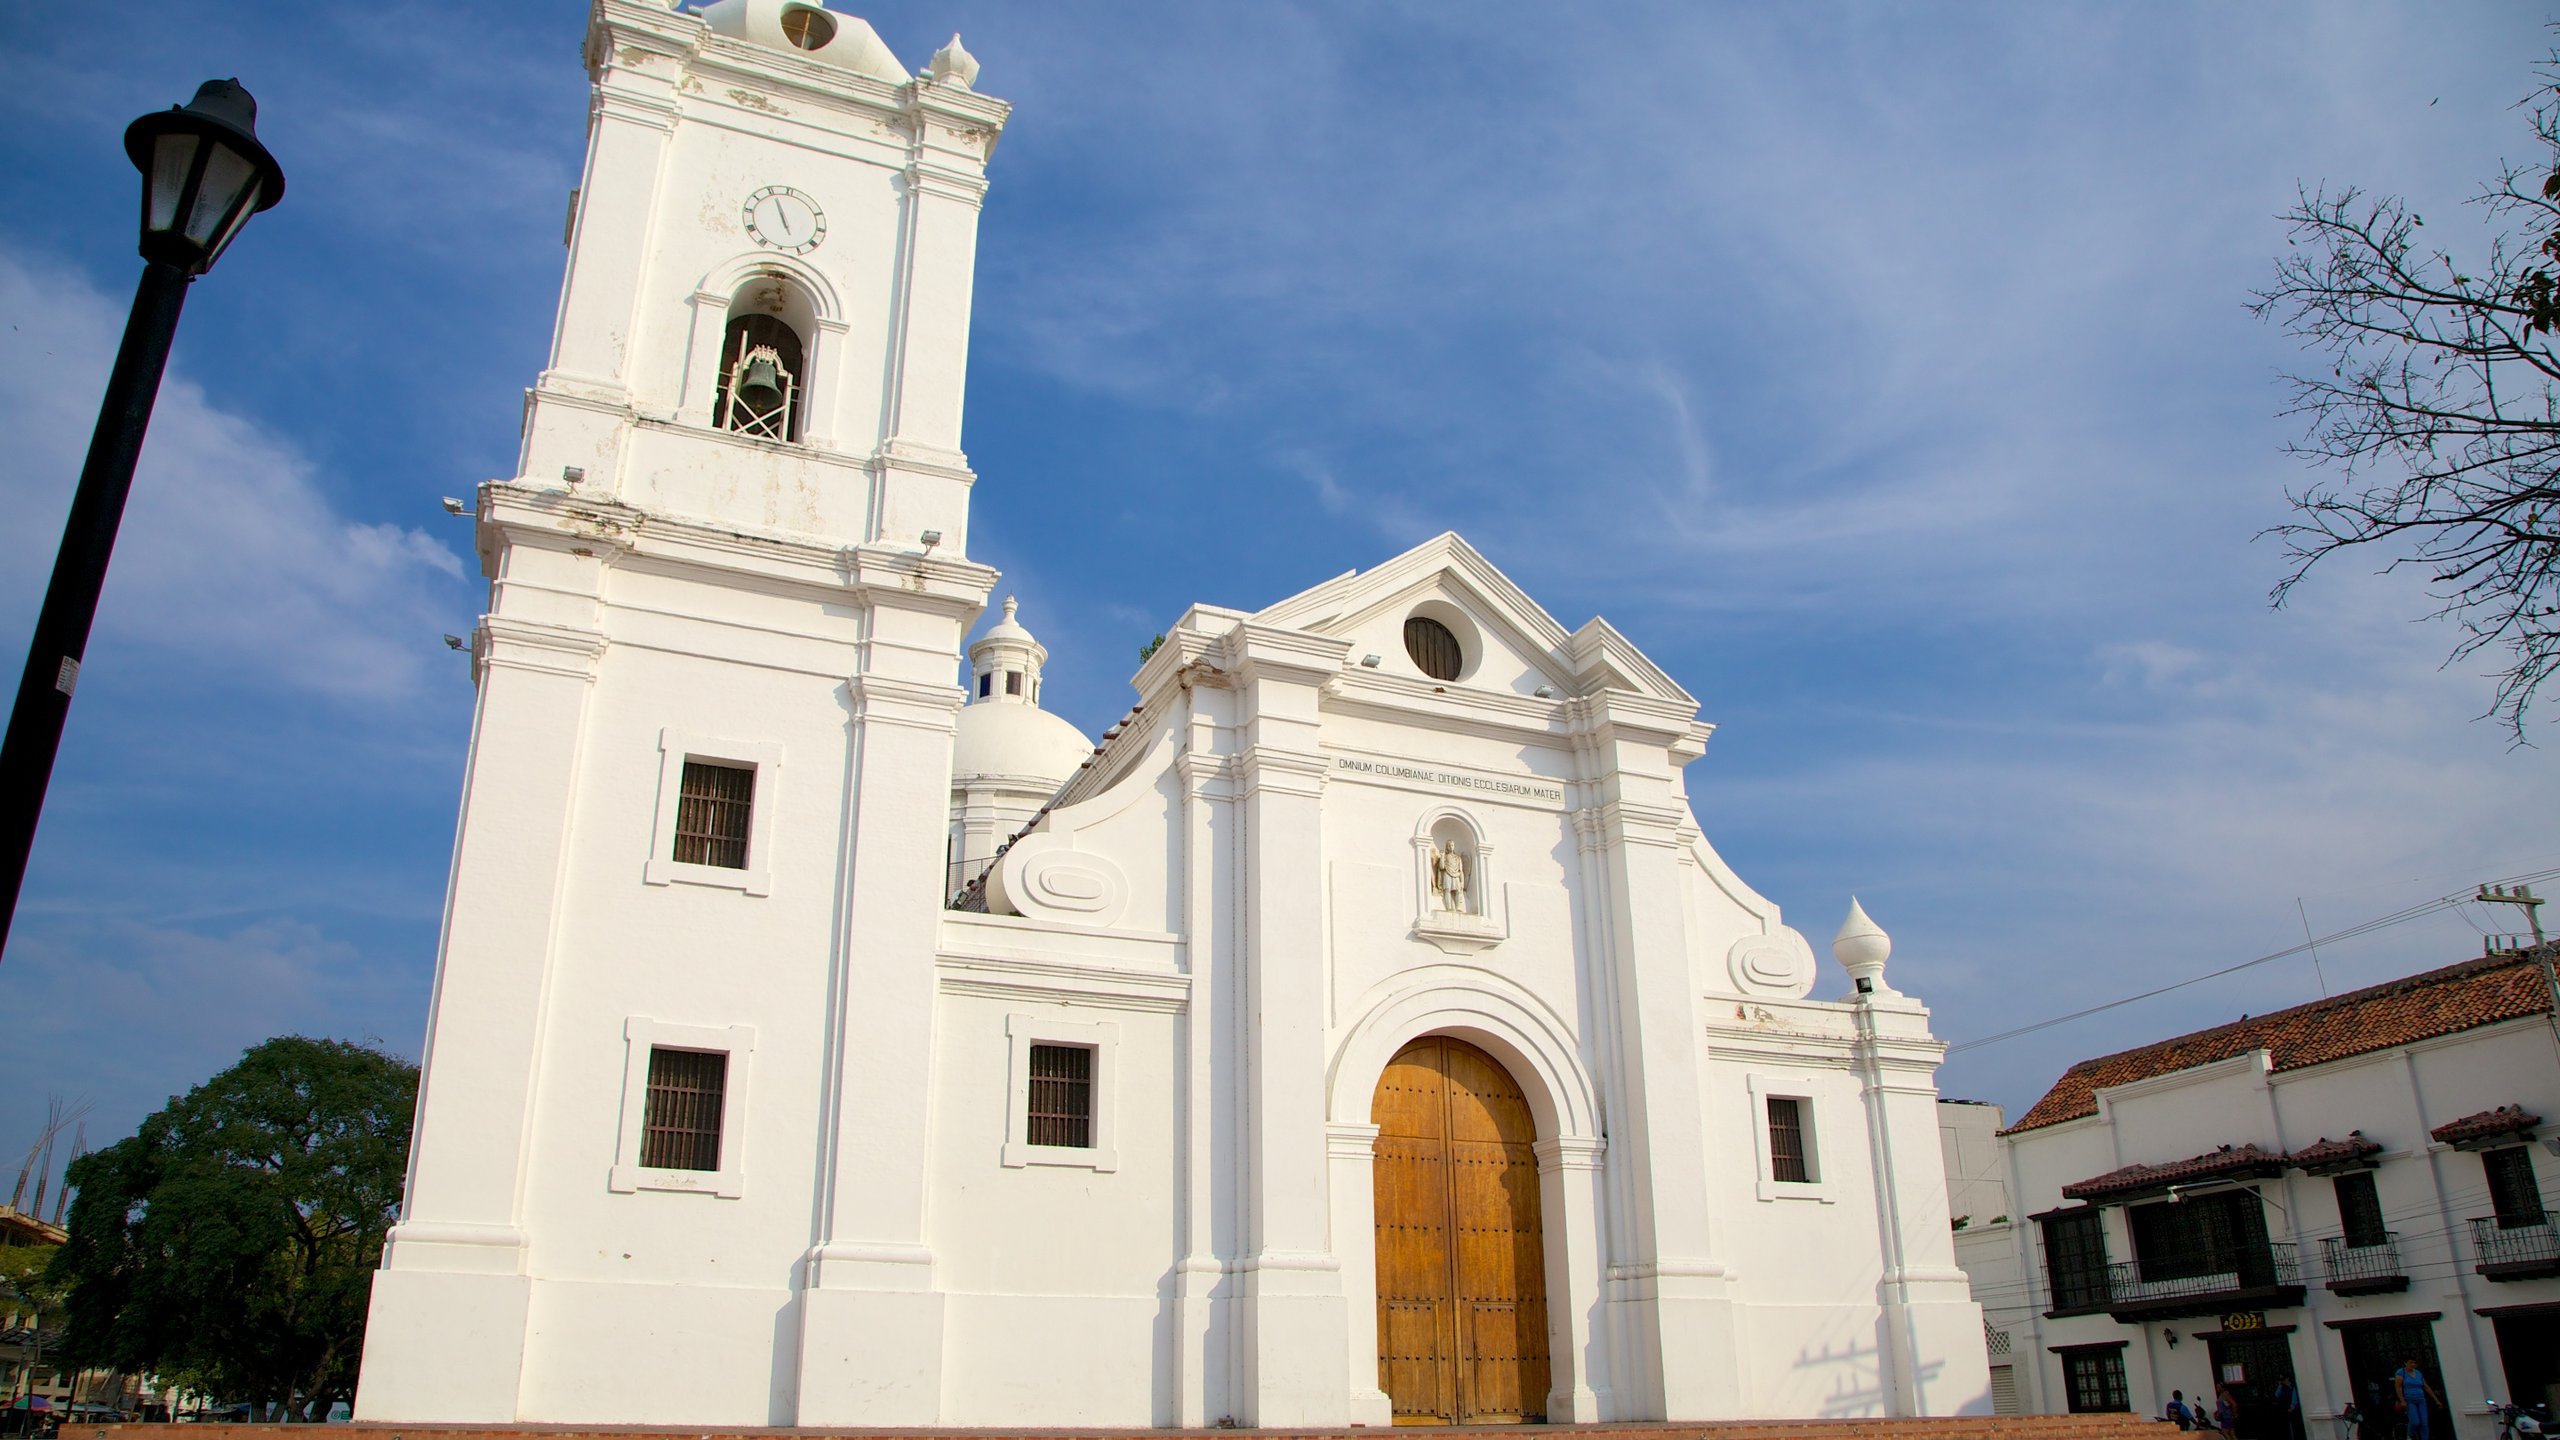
[1026,1043,1093,1148]
[2334,1170,2388,1248]
[2039,1209,2111,1313]
[1766,1096,1809,1183]
[641,1046,726,1171]
[675,759,755,869]
[2485,1146,2547,1227]
[2060,1346,2129,1413]
[1404,616,1463,681]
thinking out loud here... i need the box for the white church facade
[352,0,1990,1426]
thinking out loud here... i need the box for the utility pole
[2476,882,2560,1054]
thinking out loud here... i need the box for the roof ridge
[2057,950,2535,1077]
[2004,949,2551,1136]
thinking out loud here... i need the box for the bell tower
[356,1,1008,1424]
[530,0,1001,550]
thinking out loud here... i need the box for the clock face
[743,185,826,255]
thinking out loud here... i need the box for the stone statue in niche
[1430,842,1473,914]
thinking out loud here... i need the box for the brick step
[91,1420,2167,1440]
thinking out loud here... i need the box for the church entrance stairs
[92,1418,2164,1440]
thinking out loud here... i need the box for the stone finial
[928,33,980,89]
[1832,897,1892,995]
[1003,595,1018,622]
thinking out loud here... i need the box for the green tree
[47,1036,416,1420]
[2252,62,2560,737]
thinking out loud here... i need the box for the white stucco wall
[352,1,1990,1426]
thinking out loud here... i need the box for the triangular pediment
[1255,532,1694,707]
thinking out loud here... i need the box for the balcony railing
[2319,1234,2408,1294]
[2470,1216,2560,1281]
[2080,1242,2302,1321]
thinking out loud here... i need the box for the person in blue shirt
[2166,1391,2195,1431]
[2397,1358,2445,1440]
[2275,1376,2307,1440]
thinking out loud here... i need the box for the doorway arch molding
[1325,968,1611,1424]
[1327,966,1599,1140]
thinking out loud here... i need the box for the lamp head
[125,79,286,275]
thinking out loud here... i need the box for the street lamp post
[0,79,285,958]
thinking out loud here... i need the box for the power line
[1946,866,2560,1056]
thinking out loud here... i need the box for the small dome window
[1404,616,1462,681]
[780,5,837,50]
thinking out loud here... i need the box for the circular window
[780,5,838,50]
[1404,616,1463,681]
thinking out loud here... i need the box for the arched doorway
[1372,1035,1549,1424]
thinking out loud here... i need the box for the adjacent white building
[351,0,1990,1425]
[1955,950,2560,1437]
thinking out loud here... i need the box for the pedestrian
[2216,1385,2241,1438]
[2167,1390,2195,1430]
[2396,1359,2444,1440]
[2274,1376,2307,1440]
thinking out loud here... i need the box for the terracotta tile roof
[2429,1105,2541,1147]
[2006,952,2552,1135]
[2063,1144,2287,1201]
[2285,1131,2383,1174]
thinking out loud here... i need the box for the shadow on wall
[1796,1328,1971,1419]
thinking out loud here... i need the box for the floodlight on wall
[562,466,585,485]
[443,634,467,652]
[1533,684,1557,698]
[920,530,942,550]
[1360,655,1381,668]
[441,496,474,517]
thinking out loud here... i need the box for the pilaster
[797,607,975,1424]
[356,588,607,1422]
[543,12,684,397]
[1227,622,1354,1425]
[1569,692,1735,1419]
[1852,992,1987,1416]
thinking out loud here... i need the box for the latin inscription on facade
[1333,754,1563,803]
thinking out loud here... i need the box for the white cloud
[0,248,470,704]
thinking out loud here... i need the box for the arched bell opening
[711,274,815,441]
[1370,1034,1551,1425]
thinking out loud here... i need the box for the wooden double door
[1372,1036,1550,1424]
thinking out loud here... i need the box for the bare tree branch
[2251,73,2560,738]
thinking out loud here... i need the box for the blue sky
[2,2,2556,1192]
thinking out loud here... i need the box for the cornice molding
[478,616,607,683]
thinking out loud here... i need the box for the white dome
[698,0,910,84]
[952,701,1091,790]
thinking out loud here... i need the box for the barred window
[674,759,755,869]
[1767,1096,1810,1183]
[1026,1043,1093,1148]
[2040,1209,2111,1314]
[2059,1345,2129,1413]
[640,1046,726,1171]
[2334,1170,2387,1248]
[2485,1146,2547,1227]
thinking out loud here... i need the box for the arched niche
[1411,805,1505,952]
